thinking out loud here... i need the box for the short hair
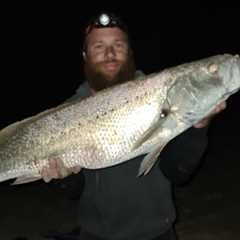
[84,12,129,36]
[82,12,130,52]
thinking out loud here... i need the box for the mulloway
[0,54,239,184]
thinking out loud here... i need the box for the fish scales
[0,54,239,184]
[0,72,170,183]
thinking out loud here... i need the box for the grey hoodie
[60,71,208,239]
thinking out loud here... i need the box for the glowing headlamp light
[85,12,128,36]
[99,14,111,26]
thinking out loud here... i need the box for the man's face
[84,27,135,91]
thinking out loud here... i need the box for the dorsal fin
[0,102,72,145]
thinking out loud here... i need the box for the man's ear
[82,51,86,60]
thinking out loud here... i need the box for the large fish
[0,54,239,184]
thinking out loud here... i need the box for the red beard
[84,53,136,92]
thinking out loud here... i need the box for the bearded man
[42,12,226,240]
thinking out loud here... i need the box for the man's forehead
[86,27,128,43]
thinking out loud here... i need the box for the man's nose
[105,46,116,59]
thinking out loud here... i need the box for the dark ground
[0,99,239,240]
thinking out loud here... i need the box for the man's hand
[41,158,81,183]
[194,101,227,128]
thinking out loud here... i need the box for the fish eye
[208,63,218,73]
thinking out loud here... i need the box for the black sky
[2,4,240,128]
[0,6,239,237]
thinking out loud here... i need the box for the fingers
[41,165,53,183]
[41,157,81,183]
[212,101,227,114]
[41,158,60,182]
[194,101,227,128]
[57,158,71,179]
[70,166,82,174]
[194,118,210,128]
[217,101,227,112]
[49,158,61,178]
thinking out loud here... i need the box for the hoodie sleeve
[159,126,209,185]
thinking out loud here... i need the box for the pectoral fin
[132,123,162,151]
[132,99,171,151]
[11,175,42,185]
[138,142,167,176]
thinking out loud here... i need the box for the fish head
[159,54,240,133]
[213,54,240,98]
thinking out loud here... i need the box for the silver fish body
[0,54,239,184]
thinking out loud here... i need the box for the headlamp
[99,14,111,26]
[85,12,128,36]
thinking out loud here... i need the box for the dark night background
[0,3,240,240]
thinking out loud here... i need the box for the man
[42,12,226,240]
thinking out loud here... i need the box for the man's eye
[94,45,104,50]
[115,43,125,49]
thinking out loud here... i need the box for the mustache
[101,59,119,64]
[84,52,136,92]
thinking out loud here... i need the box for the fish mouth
[229,87,240,95]
[222,87,240,100]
